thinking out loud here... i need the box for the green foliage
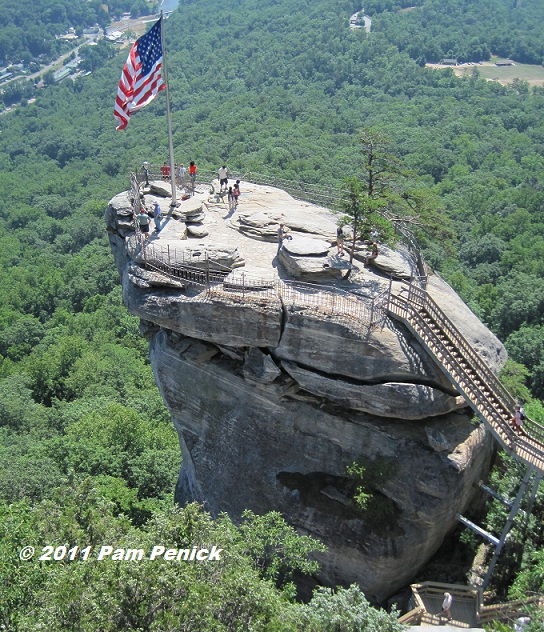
[298,584,405,632]
[366,0,544,65]
[346,461,372,511]
[1,495,358,630]
[499,359,532,403]
[231,509,327,588]
[506,326,544,400]
[339,129,451,270]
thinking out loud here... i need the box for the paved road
[1,32,98,90]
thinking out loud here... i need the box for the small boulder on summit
[187,224,209,238]
[147,180,173,197]
[283,236,331,257]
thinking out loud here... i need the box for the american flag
[114,18,166,130]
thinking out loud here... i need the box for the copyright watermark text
[19,544,223,562]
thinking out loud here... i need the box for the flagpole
[159,11,178,209]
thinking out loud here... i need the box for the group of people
[217,167,241,211]
[174,161,197,191]
[227,183,241,210]
[136,200,162,239]
[155,161,198,193]
[153,162,247,204]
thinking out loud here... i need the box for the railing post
[387,274,393,313]
[242,272,245,298]
[205,252,210,287]
[168,244,171,267]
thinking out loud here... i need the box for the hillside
[1,0,544,627]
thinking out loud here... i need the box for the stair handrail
[409,285,544,446]
[390,287,544,459]
[402,282,517,413]
[387,293,544,467]
[390,293,517,444]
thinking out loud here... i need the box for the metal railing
[131,243,387,328]
[404,282,541,432]
[126,169,388,328]
[389,282,544,471]
[133,166,428,269]
[478,595,543,624]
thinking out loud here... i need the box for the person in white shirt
[514,616,531,632]
[440,592,453,621]
[178,163,187,186]
[218,165,228,192]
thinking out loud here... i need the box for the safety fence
[129,237,387,329]
[389,282,544,472]
[127,170,390,328]
[132,166,429,281]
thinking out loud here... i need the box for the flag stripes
[114,18,166,130]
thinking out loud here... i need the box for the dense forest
[366,0,544,64]
[1,0,544,627]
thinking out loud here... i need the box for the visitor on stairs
[440,592,453,621]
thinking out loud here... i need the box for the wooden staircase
[387,281,544,474]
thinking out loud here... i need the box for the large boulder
[106,180,506,602]
[150,329,493,603]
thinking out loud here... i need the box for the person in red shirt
[189,161,197,194]
[160,162,170,180]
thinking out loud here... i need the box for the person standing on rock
[178,163,187,187]
[218,165,228,192]
[365,241,379,267]
[142,161,150,186]
[233,183,240,209]
[440,592,453,621]
[137,207,151,239]
[277,223,287,255]
[189,161,197,194]
[160,161,170,180]
[227,186,235,211]
[153,201,162,233]
[337,225,345,256]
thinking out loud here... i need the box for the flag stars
[113,17,165,130]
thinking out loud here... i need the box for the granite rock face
[106,180,506,601]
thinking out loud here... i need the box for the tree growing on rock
[339,128,451,277]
